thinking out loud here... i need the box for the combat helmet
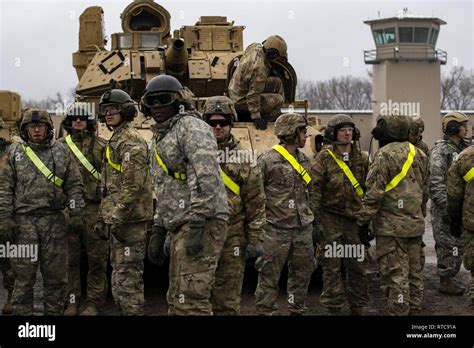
[324,114,359,144]
[263,35,288,60]
[202,96,237,125]
[275,113,308,143]
[140,75,186,116]
[20,108,54,142]
[372,114,410,143]
[409,115,425,135]
[99,89,137,122]
[62,102,97,131]
[442,111,469,135]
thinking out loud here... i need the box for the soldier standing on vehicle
[202,96,266,315]
[447,145,474,306]
[357,114,428,315]
[60,103,107,316]
[228,35,287,130]
[312,114,370,315]
[96,90,153,315]
[429,112,470,295]
[0,109,85,315]
[255,113,316,315]
[142,75,229,315]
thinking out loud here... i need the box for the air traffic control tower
[364,11,447,148]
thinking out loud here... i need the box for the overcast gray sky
[0,0,472,100]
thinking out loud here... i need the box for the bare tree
[441,66,474,110]
[297,75,372,110]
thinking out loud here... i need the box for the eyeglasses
[143,93,177,108]
[99,104,121,115]
[71,116,89,122]
[26,123,46,130]
[206,119,231,128]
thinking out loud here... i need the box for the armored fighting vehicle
[72,0,320,157]
[0,91,22,142]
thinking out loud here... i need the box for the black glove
[69,215,85,234]
[186,222,205,256]
[312,223,323,246]
[94,220,109,241]
[253,118,268,130]
[148,225,167,266]
[450,221,463,238]
[245,242,264,259]
[358,224,373,247]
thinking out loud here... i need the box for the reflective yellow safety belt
[463,167,474,182]
[221,169,240,196]
[153,145,187,181]
[385,143,416,192]
[65,135,101,181]
[327,149,364,198]
[272,145,312,184]
[105,145,123,172]
[21,144,63,187]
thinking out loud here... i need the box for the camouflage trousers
[235,77,285,121]
[376,236,424,316]
[0,250,15,292]
[211,220,246,315]
[255,224,315,315]
[462,229,474,301]
[319,213,369,310]
[66,202,108,311]
[11,213,68,315]
[167,219,227,315]
[110,221,147,315]
[431,205,464,278]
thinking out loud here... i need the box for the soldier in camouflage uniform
[255,113,316,315]
[143,75,229,315]
[409,115,430,157]
[429,112,470,295]
[0,109,85,315]
[447,146,474,305]
[96,90,153,315]
[60,103,107,316]
[228,35,286,130]
[202,96,266,315]
[312,114,370,315]
[357,114,429,315]
[0,118,15,315]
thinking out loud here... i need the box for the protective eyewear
[207,119,231,128]
[144,93,178,108]
[71,116,89,122]
[27,123,47,130]
[99,104,122,115]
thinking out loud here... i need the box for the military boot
[350,307,365,316]
[439,276,465,296]
[81,305,99,316]
[64,303,79,316]
[2,290,13,315]
[328,307,342,316]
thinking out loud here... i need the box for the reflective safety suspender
[105,145,123,172]
[153,145,187,181]
[463,167,474,182]
[65,135,101,181]
[385,143,416,192]
[21,144,63,187]
[221,169,240,196]
[272,145,312,184]
[326,149,364,198]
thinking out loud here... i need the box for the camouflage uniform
[211,134,266,315]
[447,146,474,302]
[0,135,85,315]
[228,43,284,121]
[99,122,153,315]
[429,137,468,279]
[312,146,370,312]
[255,147,315,315]
[59,130,108,311]
[151,111,229,315]
[357,141,428,315]
[414,139,430,158]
